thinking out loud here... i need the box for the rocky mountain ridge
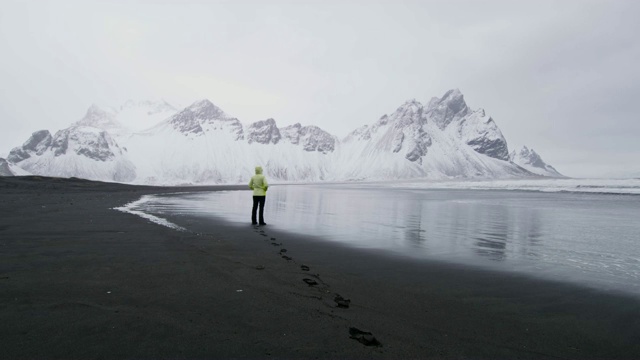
[5,90,563,184]
[510,146,563,177]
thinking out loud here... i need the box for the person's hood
[255,166,263,175]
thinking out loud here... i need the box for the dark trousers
[252,196,266,224]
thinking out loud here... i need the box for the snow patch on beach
[114,195,187,231]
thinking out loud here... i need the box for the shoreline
[138,186,640,299]
[1,176,640,359]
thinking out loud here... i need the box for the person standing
[249,166,269,225]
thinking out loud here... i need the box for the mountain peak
[442,88,462,98]
[510,146,563,177]
[396,99,423,115]
[120,99,177,112]
[247,118,281,144]
[428,89,469,129]
[165,99,243,139]
[75,105,123,132]
[512,146,538,161]
[8,130,52,163]
[186,99,228,119]
[403,98,421,105]
[191,98,213,107]
[85,104,110,117]
[439,89,466,111]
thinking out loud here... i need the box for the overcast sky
[1,0,638,178]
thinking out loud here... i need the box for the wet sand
[1,176,639,359]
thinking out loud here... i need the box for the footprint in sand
[300,265,310,271]
[271,242,281,246]
[334,294,351,308]
[279,248,287,253]
[303,278,318,286]
[282,255,292,261]
[349,327,381,347]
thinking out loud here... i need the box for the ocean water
[125,184,640,297]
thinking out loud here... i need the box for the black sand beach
[1,176,640,359]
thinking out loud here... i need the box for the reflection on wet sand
[140,185,640,296]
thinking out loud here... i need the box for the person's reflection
[400,197,428,248]
[403,214,424,246]
[474,206,508,261]
[517,208,543,259]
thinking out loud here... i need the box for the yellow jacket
[249,166,269,196]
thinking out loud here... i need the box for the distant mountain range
[2,89,563,184]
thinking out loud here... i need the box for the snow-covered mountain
[74,105,128,138]
[121,100,337,184]
[7,90,563,184]
[8,126,135,182]
[334,90,526,180]
[0,158,31,176]
[510,146,563,177]
[113,100,178,133]
[76,100,179,139]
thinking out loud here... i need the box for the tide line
[113,195,187,232]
